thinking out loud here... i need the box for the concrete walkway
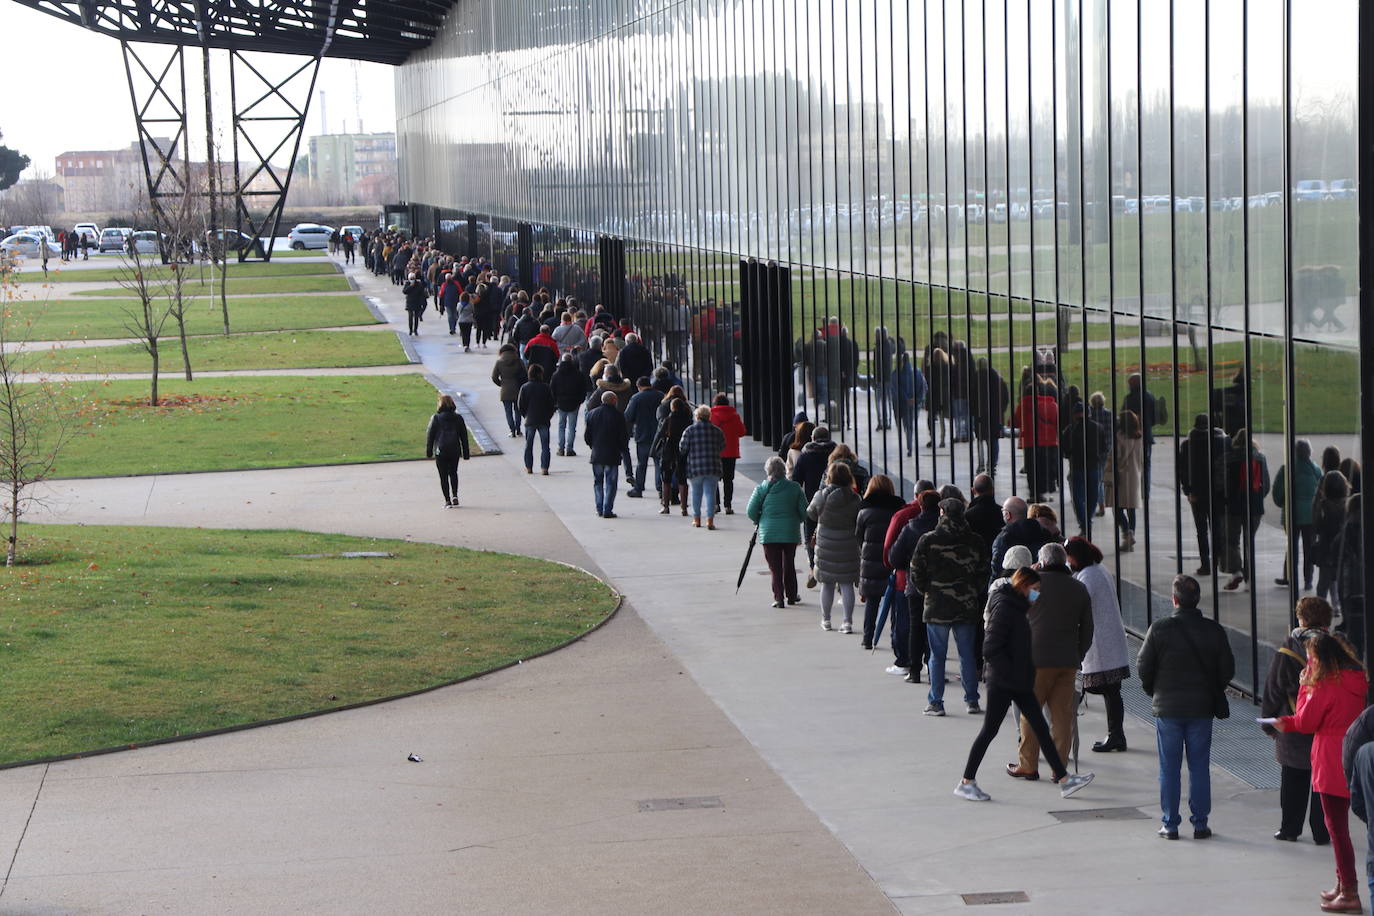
[0,251,1356,914]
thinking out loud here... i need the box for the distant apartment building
[307,132,397,202]
[54,143,146,213]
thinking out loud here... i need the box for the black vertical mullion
[961,0,975,484]
[1169,0,1183,576]
[1204,0,1219,617]
[981,0,994,487]
[925,0,938,482]
[1051,0,1066,524]
[1106,0,1123,602]
[1354,0,1374,669]
[1077,0,1092,541]
[1004,0,1017,497]
[1136,0,1153,625]
[1281,0,1298,626]
[906,0,921,487]
[1240,0,1258,696]
[1027,0,1040,506]
[942,0,955,488]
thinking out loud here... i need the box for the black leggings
[721,457,737,507]
[435,455,459,502]
[964,684,1067,781]
[459,322,472,347]
[1095,681,1125,738]
[407,309,421,335]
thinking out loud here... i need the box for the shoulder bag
[1176,620,1231,720]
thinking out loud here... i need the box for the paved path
[0,252,1356,914]
[14,364,425,383]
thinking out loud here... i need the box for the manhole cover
[1048,805,1147,823]
[961,891,1030,905]
[637,796,723,812]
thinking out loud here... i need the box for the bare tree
[115,234,173,406]
[0,262,78,566]
[160,178,211,381]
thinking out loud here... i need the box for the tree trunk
[8,479,18,567]
[150,343,160,407]
[203,44,231,336]
[177,311,192,381]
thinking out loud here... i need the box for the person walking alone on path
[517,363,556,475]
[584,390,630,518]
[912,498,990,717]
[1262,596,1334,844]
[1137,574,1236,839]
[491,344,528,438]
[1065,537,1132,753]
[1273,633,1368,913]
[954,567,1096,802]
[807,462,863,632]
[424,394,471,508]
[747,456,810,608]
[403,272,427,337]
[679,405,726,530]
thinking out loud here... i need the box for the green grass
[35,330,409,374]
[72,276,353,296]
[10,295,378,340]
[18,261,341,284]
[0,524,616,765]
[52,374,464,477]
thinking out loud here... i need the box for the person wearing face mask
[955,566,1096,802]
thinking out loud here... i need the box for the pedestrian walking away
[747,457,810,608]
[424,394,471,507]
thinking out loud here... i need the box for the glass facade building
[396,0,1364,694]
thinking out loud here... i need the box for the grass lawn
[71,276,353,296]
[11,295,378,340]
[0,524,616,765]
[16,261,341,284]
[53,374,464,477]
[35,330,409,374]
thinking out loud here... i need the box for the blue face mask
[1027,589,1040,603]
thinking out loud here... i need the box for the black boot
[1092,734,1127,753]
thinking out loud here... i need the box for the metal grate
[637,796,723,812]
[1048,806,1148,823]
[961,891,1030,905]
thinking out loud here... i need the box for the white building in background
[307,132,396,203]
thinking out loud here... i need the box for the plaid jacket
[679,420,725,479]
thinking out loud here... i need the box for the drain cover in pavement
[1048,805,1148,823]
[637,796,723,812]
[961,891,1030,905]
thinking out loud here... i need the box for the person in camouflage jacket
[911,498,992,715]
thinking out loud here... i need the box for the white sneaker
[1057,772,1095,798]
[820,619,833,631]
[839,621,853,634]
[885,665,910,676]
[953,780,991,802]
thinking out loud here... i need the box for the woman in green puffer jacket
[747,456,810,609]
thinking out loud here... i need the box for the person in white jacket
[1066,536,1131,752]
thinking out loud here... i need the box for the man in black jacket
[989,497,1051,574]
[964,474,1002,549]
[516,364,556,475]
[424,395,471,508]
[1178,414,1229,575]
[1137,574,1236,839]
[584,391,630,519]
[578,335,605,379]
[623,377,661,497]
[617,333,653,386]
[1062,402,1105,540]
[550,354,588,457]
[1122,372,1158,488]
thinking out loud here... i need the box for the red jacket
[1279,667,1369,797]
[524,331,560,359]
[709,404,747,458]
[1014,394,1059,449]
[883,501,922,591]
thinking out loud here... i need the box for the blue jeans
[557,408,578,451]
[524,424,550,470]
[1156,716,1214,830]
[592,463,618,515]
[986,430,1000,469]
[689,474,719,519]
[889,585,910,668]
[926,622,979,707]
[952,397,970,438]
[1350,742,1374,897]
[632,439,656,492]
[503,400,520,435]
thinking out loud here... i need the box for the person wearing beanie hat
[911,496,991,716]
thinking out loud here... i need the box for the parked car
[99,227,133,252]
[1,233,61,257]
[128,231,167,255]
[340,225,364,240]
[1294,179,1329,202]
[24,226,55,244]
[287,223,333,250]
[73,222,100,245]
[1328,178,1357,201]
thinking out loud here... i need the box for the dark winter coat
[623,388,662,444]
[1261,627,1326,769]
[403,279,428,312]
[911,513,991,626]
[856,492,907,599]
[1273,458,1322,527]
[491,352,528,402]
[1029,566,1095,670]
[990,518,1052,574]
[511,313,540,348]
[1137,606,1236,719]
[523,332,560,379]
[890,510,939,598]
[807,484,862,585]
[964,492,1003,549]
[425,406,470,460]
[1178,427,1230,500]
[983,582,1037,692]
[577,345,604,379]
[583,403,630,465]
[971,367,1009,441]
[790,439,838,499]
[516,379,556,428]
[1224,445,1270,517]
[1313,491,1348,570]
[616,340,653,384]
[550,361,589,412]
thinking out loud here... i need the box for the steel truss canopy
[10,0,457,65]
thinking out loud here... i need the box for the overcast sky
[0,2,397,179]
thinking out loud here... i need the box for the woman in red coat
[710,393,748,514]
[1275,633,1369,913]
[1012,375,1060,503]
